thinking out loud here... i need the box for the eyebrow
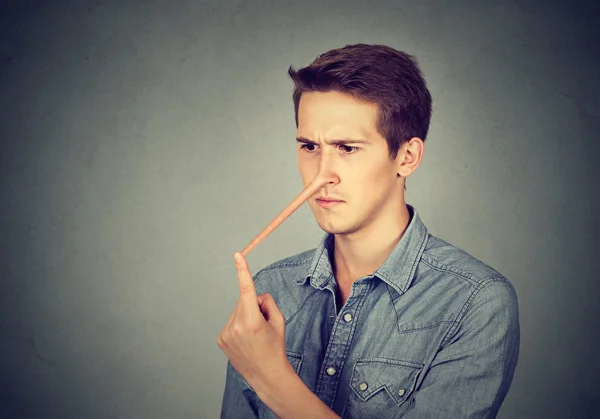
[296,136,370,146]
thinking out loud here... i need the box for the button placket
[315,281,373,408]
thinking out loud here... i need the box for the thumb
[257,293,284,328]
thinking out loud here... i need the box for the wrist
[253,359,297,402]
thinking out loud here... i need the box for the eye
[300,144,317,152]
[340,145,359,154]
[300,144,360,154]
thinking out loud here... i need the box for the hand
[217,252,290,394]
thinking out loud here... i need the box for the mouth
[316,198,344,208]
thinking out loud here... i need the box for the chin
[314,218,359,235]
[314,217,337,233]
[309,203,357,233]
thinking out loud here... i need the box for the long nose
[239,170,338,257]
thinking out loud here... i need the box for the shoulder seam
[420,256,482,286]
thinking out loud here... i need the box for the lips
[316,197,344,202]
[316,198,344,208]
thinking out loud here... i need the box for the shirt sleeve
[399,278,520,419]
[220,359,260,418]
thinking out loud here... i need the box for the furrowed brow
[296,136,370,145]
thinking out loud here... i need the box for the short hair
[288,44,432,160]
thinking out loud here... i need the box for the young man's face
[296,90,403,236]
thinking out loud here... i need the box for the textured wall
[1,0,598,418]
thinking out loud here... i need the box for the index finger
[233,252,259,308]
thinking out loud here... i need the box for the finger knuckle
[240,285,253,294]
[231,323,244,337]
[248,321,261,333]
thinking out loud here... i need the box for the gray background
[1,0,599,418]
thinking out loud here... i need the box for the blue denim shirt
[221,205,520,418]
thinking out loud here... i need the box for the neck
[332,203,411,286]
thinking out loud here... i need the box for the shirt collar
[300,204,429,295]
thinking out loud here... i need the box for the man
[217,43,520,418]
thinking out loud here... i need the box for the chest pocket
[344,358,423,419]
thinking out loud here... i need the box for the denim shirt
[220,205,520,419]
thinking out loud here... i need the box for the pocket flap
[286,351,303,373]
[350,358,423,405]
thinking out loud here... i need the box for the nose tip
[306,172,339,200]
[313,172,338,188]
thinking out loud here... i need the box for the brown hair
[288,44,432,160]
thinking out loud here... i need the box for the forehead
[297,91,380,139]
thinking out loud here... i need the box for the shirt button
[359,382,368,391]
[326,367,337,376]
[398,388,406,397]
[343,313,353,322]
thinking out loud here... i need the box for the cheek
[347,165,395,202]
[348,163,386,188]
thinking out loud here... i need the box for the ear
[396,137,424,178]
